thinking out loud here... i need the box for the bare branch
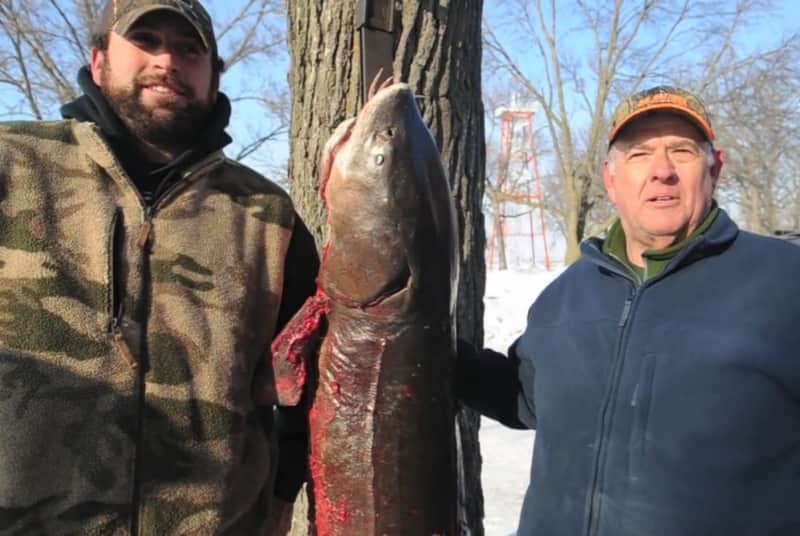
[483,0,792,261]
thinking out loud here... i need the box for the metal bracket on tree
[355,0,395,106]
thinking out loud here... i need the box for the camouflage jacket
[0,119,308,535]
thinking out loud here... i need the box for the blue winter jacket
[513,210,800,536]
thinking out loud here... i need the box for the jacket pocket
[629,352,656,480]
[107,209,136,369]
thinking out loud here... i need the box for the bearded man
[0,1,317,534]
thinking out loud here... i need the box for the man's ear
[603,160,617,205]
[90,48,104,86]
[710,148,724,188]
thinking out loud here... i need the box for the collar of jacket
[74,120,227,196]
[600,201,720,282]
[582,205,738,284]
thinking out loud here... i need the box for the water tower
[487,96,550,270]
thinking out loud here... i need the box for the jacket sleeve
[271,214,320,501]
[514,340,537,429]
[454,338,534,430]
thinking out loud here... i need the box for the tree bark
[287,1,486,534]
[491,203,508,271]
[563,195,581,264]
[286,0,360,245]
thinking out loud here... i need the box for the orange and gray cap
[608,86,715,144]
[95,0,217,58]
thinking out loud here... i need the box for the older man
[458,86,800,535]
[0,1,316,533]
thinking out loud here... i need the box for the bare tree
[0,0,289,174]
[483,0,787,262]
[698,36,800,234]
[0,0,89,118]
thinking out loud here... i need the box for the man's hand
[454,339,530,429]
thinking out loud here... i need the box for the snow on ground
[480,266,565,536]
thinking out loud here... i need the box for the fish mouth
[320,117,357,202]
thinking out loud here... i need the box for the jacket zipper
[111,315,137,369]
[579,240,709,534]
[131,164,215,535]
[136,175,174,249]
[100,139,223,535]
[135,209,153,250]
[114,155,222,535]
[584,285,638,536]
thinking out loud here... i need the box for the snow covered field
[479,266,564,536]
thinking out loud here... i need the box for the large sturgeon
[270,81,459,535]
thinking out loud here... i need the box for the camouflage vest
[0,120,295,535]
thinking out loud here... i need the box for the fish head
[318,83,457,310]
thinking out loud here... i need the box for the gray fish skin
[272,83,459,536]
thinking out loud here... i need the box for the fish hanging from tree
[266,78,460,536]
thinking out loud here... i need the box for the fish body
[271,83,459,535]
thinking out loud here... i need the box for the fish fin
[270,292,330,406]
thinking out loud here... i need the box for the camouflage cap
[609,86,715,144]
[96,0,217,58]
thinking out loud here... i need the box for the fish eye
[375,154,385,165]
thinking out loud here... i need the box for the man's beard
[99,60,212,154]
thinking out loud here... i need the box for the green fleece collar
[602,201,720,283]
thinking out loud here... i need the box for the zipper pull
[136,210,152,250]
[111,317,137,369]
[618,297,633,327]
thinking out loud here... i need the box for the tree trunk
[286,1,487,534]
[743,180,761,233]
[491,206,508,271]
[564,196,582,264]
[286,0,360,245]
